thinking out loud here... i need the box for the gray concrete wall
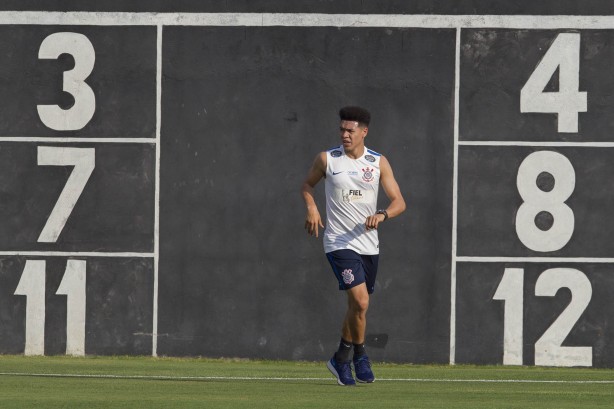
[158,26,454,363]
[0,5,613,367]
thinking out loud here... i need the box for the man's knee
[348,287,369,313]
[351,298,369,313]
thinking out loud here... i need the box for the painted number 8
[515,151,575,252]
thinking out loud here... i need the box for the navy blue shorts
[326,249,379,294]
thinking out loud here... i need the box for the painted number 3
[37,32,96,131]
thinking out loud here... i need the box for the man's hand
[365,213,386,231]
[305,207,324,237]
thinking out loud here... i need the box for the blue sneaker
[327,357,356,386]
[353,355,375,383]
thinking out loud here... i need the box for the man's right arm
[301,152,327,237]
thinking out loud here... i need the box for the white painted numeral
[37,147,95,243]
[520,33,587,133]
[534,268,592,367]
[493,268,524,365]
[494,268,592,366]
[37,32,96,131]
[56,260,87,356]
[14,260,87,356]
[14,260,46,356]
[516,151,575,252]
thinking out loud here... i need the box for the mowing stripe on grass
[1,372,613,384]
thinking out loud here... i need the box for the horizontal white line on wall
[0,12,613,28]
[0,251,154,258]
[459,141,614,147]
[457,256,614,263]
[0,137,156,144]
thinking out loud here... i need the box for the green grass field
[0,355,613,408]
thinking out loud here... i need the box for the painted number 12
[494,267,592,366]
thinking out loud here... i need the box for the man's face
[339,120,368,151]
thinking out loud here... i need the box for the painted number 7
[37,147,95,243]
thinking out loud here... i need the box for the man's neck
[344,145,364,160]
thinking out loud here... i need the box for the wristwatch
[376,209,388,221]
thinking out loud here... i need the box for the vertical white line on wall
[450,26,461,365]
[153,24,163,357]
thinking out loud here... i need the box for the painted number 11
[15,260,86,356]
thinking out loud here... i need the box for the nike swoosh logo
[332,171,344,175]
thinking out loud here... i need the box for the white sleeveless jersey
[324,145,381,255]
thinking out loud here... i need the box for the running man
[301,106,406,385]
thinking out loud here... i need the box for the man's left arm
[365,156,406,230]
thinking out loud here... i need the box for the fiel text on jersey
[342,189,364,203]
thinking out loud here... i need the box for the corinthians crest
[362,167,375,182]
[341,269,355,285]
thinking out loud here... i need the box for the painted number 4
[520,32,587,133]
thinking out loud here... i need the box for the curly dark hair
[339,106,371,127]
